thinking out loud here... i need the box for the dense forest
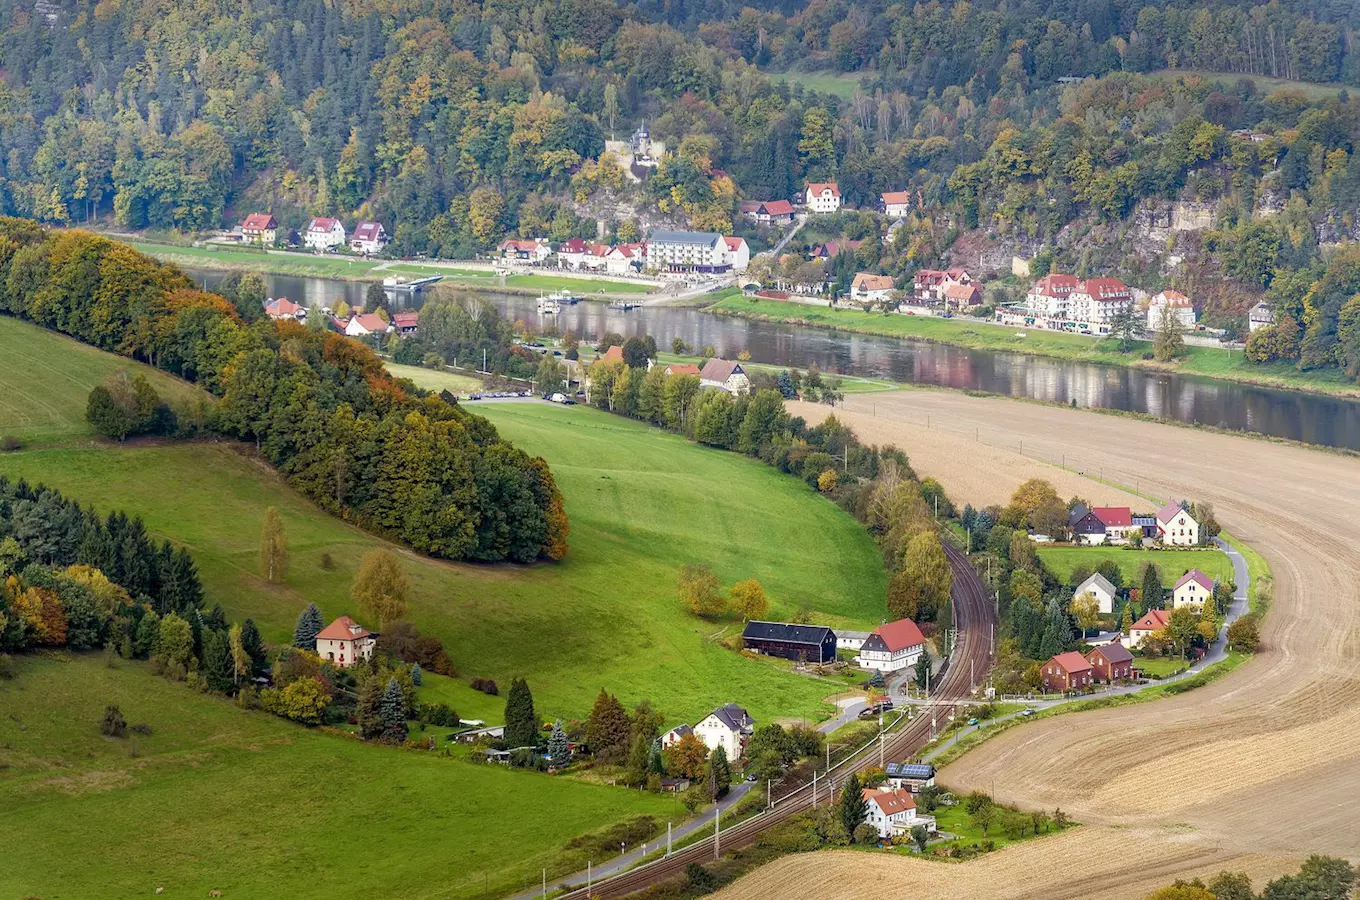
[2,0,1360,374]
[0,219,568,562]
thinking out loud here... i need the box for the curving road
[536,536,996,899]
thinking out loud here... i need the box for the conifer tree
[914,650,931,691]
[503,677,538,748]
[379,676,409,743]
[240,618,266,673]
[708,746,730,800]
[839,772,867,840]
[260,507,288,583]
[1141,563,1163,611]
[293,602,324,651]
[585,689,632,763]
[410,662,423,686]
[355,675,384,739]
[548,720,570,764]
[203,630,235,693]
[626,732,651,785]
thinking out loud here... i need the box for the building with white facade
[804,182,841,214]
[1147,290,1196,330]
[880,191,911,218]
[1073,572,1118,615]
[851,273,896,303]
[304,217,347,251]
[1068,278,1133,332]
[349,221,389,255]
[241,213,277,246]
[1172,569,1215,609]
[1024,274,1082,319]
[315,615,376,668]
[1249,302,1275,332]
[1156,501,1200,546]
[693,704,753,759]
[723,236,750,273]
[699,358,751,395]
[648,230,731,273]
[861,788,935,839]
[857,619,926,673]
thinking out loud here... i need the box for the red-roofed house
[350,221,389,255]
[392,311,419,334]
[304,217,347,251]
[1069,278,1133,332]
[316,615,377,668]
[881,191,912,218]
[1173,570,1215,609]
[606,243,644,276]
[723,236,750,273]
[857,618,927,673]
[1147,290,1195,330]
[1156,501,1199,546]
[805,182,841,214]
[265,297,305,321]
[600,345,625,364]
[500,239,551,262]
[664,363,701,376]
[862,788,934,839]
[1086,643,1135,683]
[943,281,983,310]
[1025,274,1082,319]
[344,313,392,337]
[741,200,797,225]
[912,268,973,305]
[1093,507,1138,544]
[851,273,896,302]
[810,239,862,261]
[241,213,277,246]
[1128,608,1172,648]
[1041,651,1094,692]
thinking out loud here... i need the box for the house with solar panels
[741,621,837,664]
[885,762,936,793]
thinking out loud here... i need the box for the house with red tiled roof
[723,236,750,273]
[943,281,982,310]
[740,199,796,225]
[1086,642,1135,683]
[1069,278,1133,333]
[1092,507,1139,544]
[804,182,841,214]
[862,788,935,839]
[1025,274,1082,319]
[264,297,305,321]
[880,191,912,218]
[1147,289,1195,330]
[851,272,896,302]
[344,313,391,337]
[912,267,973,305]
[1156,501,1199,546]
[1041,651,1094,692]
[392,311,419,334]
[664,363,701,376]
[600,345,625,363]
[350,221,389,255]
[304,217,347,251]
[316,615,377,668]
[809,240,862,261]
[500,238,551,262]
[1173,569,1216,610]
[1128,608,1172,648]
[241,213,277,245]
[605,243,644,276]
[857,618,927,673]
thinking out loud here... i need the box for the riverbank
[706,295,1360,399]
[123,239,659,297]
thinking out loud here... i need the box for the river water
[184,268,1360,451]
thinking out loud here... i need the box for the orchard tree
[1069,592,1101,637]
[729,579,768,620]
[259,506,287,583]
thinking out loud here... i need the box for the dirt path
[718,391,1360,899]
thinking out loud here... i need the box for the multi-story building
[1068,278,1133,332]
[1024,274,1082,319]
[303,217,347,251]
[804,182,841,214]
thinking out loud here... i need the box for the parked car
[1021,708,1035,717]
[967,717,979,726]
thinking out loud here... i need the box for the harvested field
[724,391,1360,898]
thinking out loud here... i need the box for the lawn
[1037,545,1233,587]
[925,802,1072,853]
[708,296,1360,398]
[503,273,654,294]
[1134,656,1189,678]
[0,317,212,446]
[0,323,889,725]
[385,361,485,394]
[0,653,681,899]
[764,70,868,98]
[1146,69,1347,102]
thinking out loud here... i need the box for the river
[184,268,1360,451]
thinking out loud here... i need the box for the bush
[377,622,455,675]
[471,677,499,696]
[418,702,460,727]
[685,863,719,894]
[853,823,880,845]
[0,654,15,679]
[100,704,128,738]
[0,435,21,451]
[319,552,335,570]
[131,722,153,735]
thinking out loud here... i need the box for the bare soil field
[722,392,1360,899]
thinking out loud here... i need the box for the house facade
[241,213,277,246]
[1024,274,1082,319]
[264,297,305,321]
[699,358,751,395]
[1249,302,1275,332]
[316,615,377,668]
[851,273,896,302]
[1073,572,1118,615]
[304,217,347,251]
[1092,507,1138,544]
[648,230,731,273]
[1128,608,1172,648]
[1041,651,1094,692]
[862,788,934,839]
[804,182,841,213]
[741,621,837,664]
[605,244,643,275]
[943,282,983,310]
[740,200,796,224]
[350,221,389,255]
[724,236,750,273]
[880,191,911,218]
[1157,501,1200,546]
[500,239,551,262]
[1068,278,1133,332]
[344,313,391,336]
[1147,290,1196,330]
[912,268,972,305]
[856,618,926,673]
[660,724,693,748]
[1086,643,1135,682]
[694,704,753,759]
[392,311,419,334]
[1173,570,1215,609]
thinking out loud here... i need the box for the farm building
[741,621,837,664]
[856,618,927,673]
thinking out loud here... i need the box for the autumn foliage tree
[351,550,409,626]
[259,507,287,584]
[678,563,727,618]
[729,579,768,621]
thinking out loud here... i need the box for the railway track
[553,539,996,899]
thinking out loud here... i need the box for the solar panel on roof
[886,763,935,778]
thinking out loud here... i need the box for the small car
[745,773,758,782]
[967,717,979,726]
[1021,708,1035,717]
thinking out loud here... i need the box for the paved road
[924,535,1251,762]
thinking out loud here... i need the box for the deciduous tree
[678,563,726,618]
[259,507,287,583]
[351,550,409,625]
[729,579,768,620]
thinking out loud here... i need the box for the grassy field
[504,273,653,294]
[764,70,868,98]
[1037,545,1232,587]
[1134,656,1188,678]
[0,318,211,446]
[1145,69,1347,101]
[0,653,681,899]
[0,317,889,724]
[708,296,1360,398]
[385,361,485,394]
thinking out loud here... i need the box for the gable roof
[863,618,925,654]
[863,788,916,816]
[500,238,542,252]
[881,190,911,205]
[265,297,304,318]
[242,213,276,231]
[1132,609,1172,632]
[1088,642,1133,665]
[1049,651,1093,674]
[392,311,418,328]
[806,182,840,197]
[1079,278,1131,300]
[664,724,693,740]
[852,273,895,292]
[1151,289,1191,307]
[705,703,752,732]
[1093,507,1132,528]
[558,237,588,253]
[1075,572,1117,598]
[1157,501,1193,525]
[307,217,343,232]
[761,199,795,215]
[724,236,747,252]
[742,620,834,646]
[700,357,744,384]
[316,615,372,642]
[1174,569,1215,592]
[350,313,389,333]
[665,363,701,376]
[943,282,980,301]
[352,221,386,242]
[1031,274,1081,296]
[601,345,625,362]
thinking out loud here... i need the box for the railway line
[552,538,996,899]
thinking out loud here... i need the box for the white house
[836,630,871,652]
[1127,608,1171,648]
[1068,278,1133,333]
[1073,572,1118,615]
[304,217,347,251]
[699,358,751,395]
[1025,273,1082,319]
[1173,569,1215,609]
[344,313,391,337]
[723,236,750,273]
[851,273,896,303]
[1147,290,1196,330]
[880,190,911,219]
[857,619,926,673]
[350,221,389,255]
[1157,501,1200,546]
[264,297,306,321]
[500,238,552,262]
[804,182,841,214]
[648,230,731,273]
[315,615,376,668]
[660,724,693,749]
[606,243,643,275]
[1249,302,1275,332]
[241,213,277,246]
[861,788,934,839]
[693,704,752,759]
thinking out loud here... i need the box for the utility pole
[667,822,672,856]
[542,869,546,898]
[587,860,592,897]
[714,805,720,861]
[812,770,817,808]
[767,779,772,809]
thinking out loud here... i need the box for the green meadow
[1037,545,1233,588]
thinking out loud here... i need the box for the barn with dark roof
[741,621,837,664]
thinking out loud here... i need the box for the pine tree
[548,720,570,765]
[914,650,931,692]
[293,602,324,651]
[648,744,666,776]
[187,606,204,662]
[379,676,409,743]
[708,745,730,800]
[839,772,868,840]
[173,548,202,610]
[585,689,632,763]
[356,675,384,739]
[260,507,288,583]
[1141,563,1163,611]
[203,630,236,693]
[410,662,423,686]
[503,677,538,748]
[240,618,266,674]
[626,732,651,786]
